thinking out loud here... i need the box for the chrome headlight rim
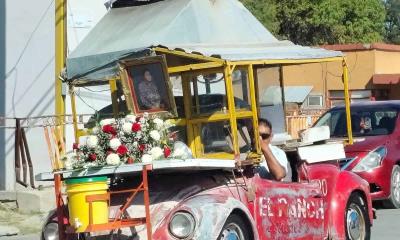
[352,146,387,172]
[43,222,59,240]
[168,211,196,239]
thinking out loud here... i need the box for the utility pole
[55,0,66,133]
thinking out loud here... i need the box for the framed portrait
[119,55,177,117]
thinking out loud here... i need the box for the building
[0,0,107,191]
[283,43,400,114]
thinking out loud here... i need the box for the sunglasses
[259,133,271,140]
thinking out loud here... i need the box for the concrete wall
[282,50,377,106]
[0,0,107,190]
[375,50,400,74]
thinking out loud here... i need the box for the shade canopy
[66,0,343,82]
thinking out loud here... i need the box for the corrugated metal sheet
[66,0,343,81]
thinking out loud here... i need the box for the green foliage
[241,0,386,45]
[240,0,280,35]
[384,0,400,44]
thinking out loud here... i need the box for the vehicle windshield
[314,107,398,137]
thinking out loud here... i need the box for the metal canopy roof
[66,0,343,81]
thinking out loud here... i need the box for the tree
[239,0,279,35]
[384,0,400,44]
[242,0,386,45]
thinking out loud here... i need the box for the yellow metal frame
[342,60,353,144]
[67,48,353,160]
[55,0,66,135]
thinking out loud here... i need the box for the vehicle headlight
[353,146,387,172]
[43,222,59,240]
[169,211,196,239]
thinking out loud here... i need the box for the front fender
[153,194,258,240]
[327,170,372,240]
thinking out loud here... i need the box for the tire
[345,193,371,240]
[218,214,252,240]
[383,165,400,209]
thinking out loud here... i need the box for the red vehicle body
[314,101,400,208]
[41,159,373,240]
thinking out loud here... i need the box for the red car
[40,158,373,240]
[314,101,400,208]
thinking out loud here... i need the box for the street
[371,208,400,239]
[2,208,398,240]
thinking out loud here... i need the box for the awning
[66,0,343,82]
[284,86,313,103]
[372,74,400,84]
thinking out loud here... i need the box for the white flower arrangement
[67,113,175,169]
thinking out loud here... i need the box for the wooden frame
[119,55,177,118]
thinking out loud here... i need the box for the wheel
[345,193,370,240]
[383,165,400,209]
[218,214,252,240]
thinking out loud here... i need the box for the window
[307,95,323,107]
[190,72,228,116]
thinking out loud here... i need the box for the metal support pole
[69,85,79,144]
[342,59,353,144]
[247,65,260,154]
[55,0,66,136]
[224,64,239,154]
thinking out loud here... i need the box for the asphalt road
[3,208,400,240]
[371,208,400,239]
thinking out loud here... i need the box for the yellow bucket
[65,176,109,232]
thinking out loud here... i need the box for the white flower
[86,136,99,149]
[133,142,138,147]
[106,153,121,165]
[150,147,164,160]
[62,154,74,170]
[109,138,122,151]
[125,114,136,123]
[150,130,161,141]
[141,154,153,163]
[140,117,146,124]
[92,126,100,134]
[153,118,164,129]
[100,118,116,126]
[143,112,149,118]
[122,122,133,133]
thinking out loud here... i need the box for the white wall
[0,0,107,190]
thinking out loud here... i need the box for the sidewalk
[0,202,44,239]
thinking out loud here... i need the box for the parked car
[314,100,400,208]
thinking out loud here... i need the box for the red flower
[88,153,97,161]
[117,145,128,156]
[132,123,141,132]
[102,124,117,135]
[127,158,134,164]
[139,144,146,152]
[164,146,171,158]
[72,143,79,150]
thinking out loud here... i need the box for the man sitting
[257,118,292,182]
